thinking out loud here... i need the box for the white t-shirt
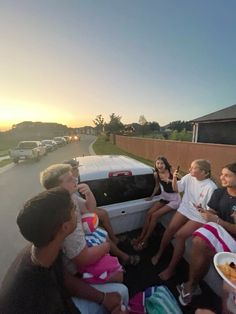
[177,174,217,223]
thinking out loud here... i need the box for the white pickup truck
[9,141,46,163]
[76,155,222,297]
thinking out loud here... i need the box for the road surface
[0,135,96,282]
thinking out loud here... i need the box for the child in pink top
[79,213,123,284]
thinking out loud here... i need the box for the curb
[0,162,15,175]
[88,138,97,155]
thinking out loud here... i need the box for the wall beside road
[115,135,236,183]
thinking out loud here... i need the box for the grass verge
[0,159,12,168]
[0,138,18,151]
[93,135,153,167]
[0,150,9,157]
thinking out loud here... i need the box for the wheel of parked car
[35,154,40,162]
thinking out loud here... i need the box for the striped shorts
[193,222,236,254]
[85,227,108,247]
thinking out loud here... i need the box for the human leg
[183,222,236,295]
[94,207,119,244]
[107,271,124,283]
[151,212,188,265]
[178,223,236,306]
[132,202,164,246]
[134,205,172,251]
[195,310,216,314]
[159,220,202,280]
[178,236,213,306]
[109,239,140,266]
[141,205,172,244]
[72,282,129,314]
[188,236,213,289]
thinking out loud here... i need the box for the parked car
[41,140,57,152]
[53,137,67,147]
[9,141,47,163]
[76,155,161,234]
[63,136,71,143]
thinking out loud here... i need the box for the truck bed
[118,224,221,314]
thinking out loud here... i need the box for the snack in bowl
[217,262,236,285]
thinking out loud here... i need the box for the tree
[148,121,160,133]
[168,120,192,132]
[138,115,147,126]
[93,114,105,134]
[138,115,148,136]
[105,113,124,134]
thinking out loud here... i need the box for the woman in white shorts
[132,156,181,251]
[151,159,217,280]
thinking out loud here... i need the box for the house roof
[191,104,236,122]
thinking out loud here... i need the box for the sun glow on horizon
[0,100,94,131]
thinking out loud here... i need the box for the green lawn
[0,138,18,156]
[0,159,12,167]
[93,135,153,167]
[0,139,16,167]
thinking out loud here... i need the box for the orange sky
[0,100,92,131]
[1,2,235,132]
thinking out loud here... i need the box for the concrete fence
[115,135,236,184]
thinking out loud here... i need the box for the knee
[192,236,206,248]
[164,225,176,238]
[192,236,212,254]
[152,211,161,220]
[175,230,187,241]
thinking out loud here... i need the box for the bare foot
[133,241,147,252]
[131,237,141,246]
[151,254,161,266]
[159,267,175,280]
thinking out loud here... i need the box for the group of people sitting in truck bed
[0,155,236,314]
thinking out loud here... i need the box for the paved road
[0,134,96,282]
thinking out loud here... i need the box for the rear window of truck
[83,173,156,206]
[18,142,37,149]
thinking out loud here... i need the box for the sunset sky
[0,0,236,131]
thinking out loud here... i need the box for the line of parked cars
[9,136,77,163]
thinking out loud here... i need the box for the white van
[77,155,161,234]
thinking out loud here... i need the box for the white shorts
[159,190,181,210]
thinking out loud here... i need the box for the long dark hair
[224,163,236,174]
[154,156,172,173]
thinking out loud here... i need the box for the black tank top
[158,172,175,193]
